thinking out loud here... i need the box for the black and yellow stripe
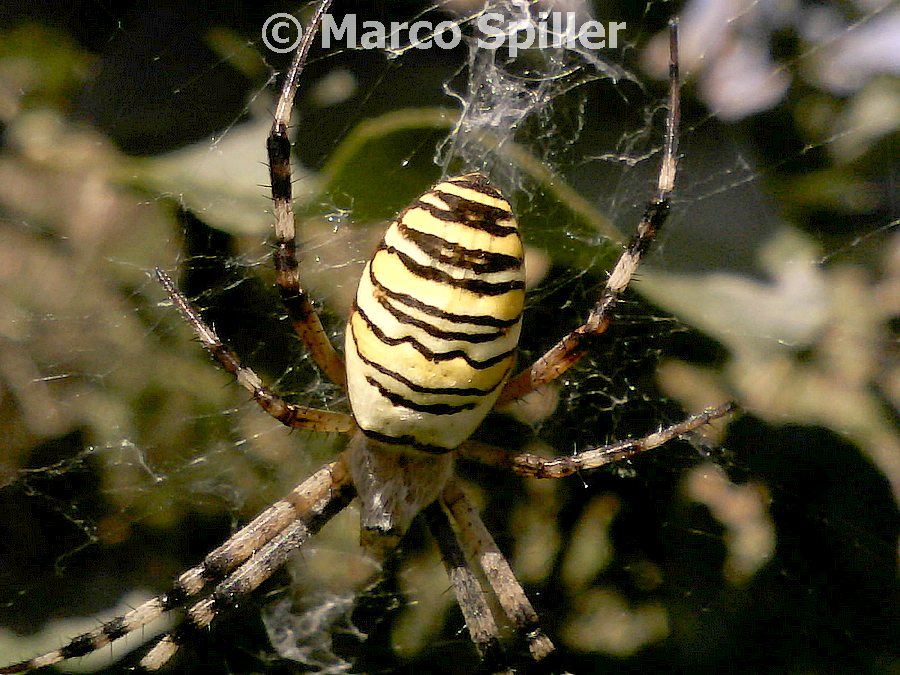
[345,173,525,452]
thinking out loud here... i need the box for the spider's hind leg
[424,500,507,670]
[0,458,356,674]
[458,402,736,479]
[415,479,558,673]
[442,480,555,662]
[140,456,356,670]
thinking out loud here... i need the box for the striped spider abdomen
[345,172,525,453]
[344,173,525,549]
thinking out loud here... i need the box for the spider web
[0,1,897,673]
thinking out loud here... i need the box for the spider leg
[141,456,356,670]
[424,501,507,671]
[441,480,555,662]
[458,402,736,479]
[156,268,354,433]
[498,19,682,405]
[176,456,352,608]
[0,458,354,674]
[268,0,346,387]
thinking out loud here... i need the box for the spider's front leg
[156,268,354,434]
[266,0,346,387]
[498,18,683,406]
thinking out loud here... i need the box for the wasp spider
[1,3,734,672]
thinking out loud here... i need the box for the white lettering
[321,13,355,48]
[433,20,461,50]
[267,12,626,54]
[360,20,386,50]
[476,12,506,49]
[608,21,626,49]
[388,21,408,51]
[560,12,578,48]
[507,20,535,57]
[409,20,433,49]
[578,21,606,49]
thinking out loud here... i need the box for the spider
[1,3,734,672]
